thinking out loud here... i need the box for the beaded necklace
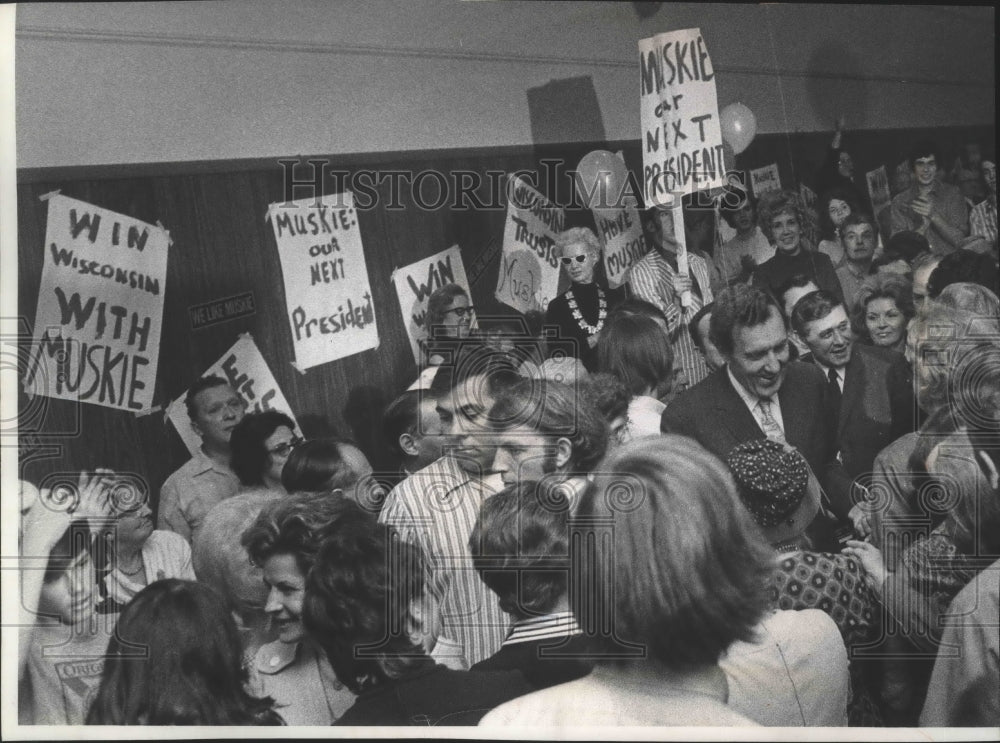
[566,285,607,335]
[116,555,145,576]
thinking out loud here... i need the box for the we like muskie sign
[24,195,170,413]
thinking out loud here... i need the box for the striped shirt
[503,611,582,646]
[970,197,998,250]
[378,455,508,666]
[629,250,713,387]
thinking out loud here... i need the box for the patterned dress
[771,550,883,725]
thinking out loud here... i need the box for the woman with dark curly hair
[87,579,284,725]
[302,500,532,725]
[229,410,300,494]
[852,272,915,354]
[240,492,359,725]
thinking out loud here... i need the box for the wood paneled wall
[16,124,993,509]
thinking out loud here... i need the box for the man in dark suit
[790,290,917,535]
[661,285,854,544]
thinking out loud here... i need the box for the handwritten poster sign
[495,176,565,314]
[893,160,912,195]
[166,334,299,457]
[392,245,472,364]
[595,206,648,289]
[23,194,169,412]
[866,165,891,217]
[799,183,821,250]
[267,192,379,370]
[639,27,725,207]
[867,165,893,243]
[750,164,781,197]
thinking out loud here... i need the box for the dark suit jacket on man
[661,361,855,519]
[471,634,593,691]
[833,344,916,481]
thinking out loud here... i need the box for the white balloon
[720,102,758,155]
[576,150,630,209]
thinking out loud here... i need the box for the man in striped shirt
[630,206,714,390]
[379,353,520,666]
[968,158,997,255]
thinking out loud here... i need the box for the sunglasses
[443,306,475,318]
[561,255,589,265]
[267,435,305,457]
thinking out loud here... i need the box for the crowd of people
[16,131,1000,729]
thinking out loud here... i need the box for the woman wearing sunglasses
[230,411,302,496]
[544,227,626,371]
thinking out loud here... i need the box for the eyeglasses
[561,255,588,265]
[443,306,475,318]
[267,435,304,457]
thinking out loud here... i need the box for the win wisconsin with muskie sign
[24,195,170,413]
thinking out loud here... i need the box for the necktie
[827,368,842,426]
[757,398,785,442]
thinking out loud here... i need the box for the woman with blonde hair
[753,190,844,305]
[544,226,626,371]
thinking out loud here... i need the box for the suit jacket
[834,345,916,480]
[752,250,845,307]
[471,634,593,691]
[661,361,854,519]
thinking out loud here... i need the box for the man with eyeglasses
[157,375,246,542]
[890,140,969,256]
[834,212,879,313]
